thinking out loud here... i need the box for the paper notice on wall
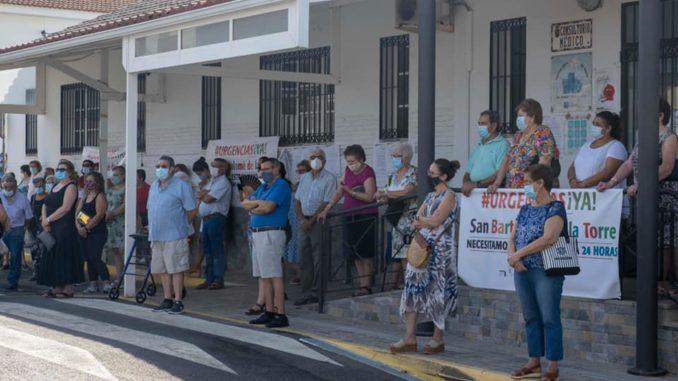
[206,137,279,175]
[278,144,341,183]
[81,146,126,172]
[551,52,593,113]
[594,67,620,112]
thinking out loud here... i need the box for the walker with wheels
[108,234,157,304]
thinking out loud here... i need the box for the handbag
[541,236,581,276]
[36,230,56,252]
[406,230,446,269]
[385,199,406,226]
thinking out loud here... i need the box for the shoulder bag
[540,202,580,276]
[406,229,446,269]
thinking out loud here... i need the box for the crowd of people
[0,97,675,381]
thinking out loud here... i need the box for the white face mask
[211,168,221,178]
[590,125,603,139]
[310,158,323,171]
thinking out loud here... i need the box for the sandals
[542,369,559,381]
[352,287,373,297]
[389,340,417,354]
[423,339,445,355]
[245,303,265,316]
[510,364,542,379]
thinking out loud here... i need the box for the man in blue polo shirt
[462,110,509,197]
[244,157,291,328]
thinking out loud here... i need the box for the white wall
[2,4,100,170]
[4,0,634,188]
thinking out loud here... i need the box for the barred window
[202,76,221,149]
[25,89,37,156]
[490,17,526,134]
[138,73,147,152]
[60,83,100,155]
[260,46,334,146]
[380,34,409,140]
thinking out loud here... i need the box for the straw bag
[407,230,446,269]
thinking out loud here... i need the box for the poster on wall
[206,137,278,175]
[594,67,620,111]
[551,19,593,52]
[278,144,341,184]
[81,146,126,173]
[551,52,593,113]
[458,188,623,299]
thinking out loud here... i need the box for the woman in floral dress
[391,158,460,356]
[104,166,125,287]
[489,98,559,191]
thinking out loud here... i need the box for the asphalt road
[0,292,407,381]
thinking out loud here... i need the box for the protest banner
[206,137,279,175]
[81,146,126,173]
[458,188,623,299]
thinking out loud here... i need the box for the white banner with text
[459,188,623,299]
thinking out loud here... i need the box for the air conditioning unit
[396,0,455,33]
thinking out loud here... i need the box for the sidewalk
[130,271,678,381]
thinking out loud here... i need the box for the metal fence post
[628,0,666,376]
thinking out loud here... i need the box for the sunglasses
[56,168,67,172]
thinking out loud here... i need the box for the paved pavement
[0,292,412,381]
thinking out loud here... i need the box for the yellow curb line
[131,298,511,381]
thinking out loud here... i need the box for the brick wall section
[320,286,678,373]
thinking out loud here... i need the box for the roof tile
[0,0,138,13]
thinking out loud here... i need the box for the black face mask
[429,176,443,188]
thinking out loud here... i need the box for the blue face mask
[516,116,527,131]
[391,157,404,171]
[2,190,14,198]
[35,187,45,195]
[111,175,122,186]
[524,184,537,200]
[478,125,490,139]
[590,125,603,139]
[18,184,28,193]
[81,167,91,175]
[261,171,275,184]
[55,170,67,181]
[156,167,169,181]
[46,183,54,193]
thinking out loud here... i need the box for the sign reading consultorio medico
[551,19,593,52]
[458,189,622,299]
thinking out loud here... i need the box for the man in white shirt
[196,158,232,290]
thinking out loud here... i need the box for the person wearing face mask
[462,110,509,197]
[286,160,311,286]
[391,159,460,356]
[45,175,56,194]
[104,166,126,287]
[77,160,95,198]
[244,158,292,328]
[0,175,32,291]
[319,145,378,297]
[188,158,211,277]
[44,167,55,178]
[598,98,678,298]
[374,143,417,291]
[293,150,337,306]
[18,165,31,195]
[28,176,48,281]
[488,99,560,192]
[27,160,44,198]
[38,159,84,298]
[75,172,111,294]
[506,164,567,381]
[136,169,150,230]
[148,156,197,315]
[195,158,233,290]
[567,111,627,189]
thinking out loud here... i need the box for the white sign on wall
[551,52,593,113]
[206,137,279,175]
[551,19,593,52]
[458,188,623,299]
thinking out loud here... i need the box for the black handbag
[385,199,406,226]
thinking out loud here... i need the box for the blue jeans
[4,227,25,288]
[202,214,227,284]
[514,268,565,361]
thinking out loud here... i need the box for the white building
[0,0,136,171]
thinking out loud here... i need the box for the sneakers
[249,311,275,325]
[265,314,290,328]
[153,298,174,312]
[168,301,184,315]
[83,286,99,294]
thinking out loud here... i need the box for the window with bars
[490,17,526,134]
[60,83,100,155]
[380,34,410,140]
[621,0,678,149]
[25,89,37,156]
[138,73,147,152]
[259,46,334,146]
[202,76,221,149]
